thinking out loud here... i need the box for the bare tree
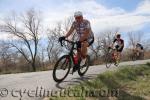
[47,17,74,63]
[127,31,150,59]
[89,36,102,60]
[99,31,115,55]
[0,41,10,71]
[2,9,42,71]
[88,31,115,65]
[0,41,18,72]
[47,23,63,63]
[127,31,144,48]
[37,46,46,68]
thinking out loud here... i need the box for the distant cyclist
[135,43,144,59]
[111,33,124,65]
[59,11,94,69]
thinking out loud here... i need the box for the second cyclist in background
[111,33,124,66]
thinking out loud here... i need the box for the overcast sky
[0,0,150,41]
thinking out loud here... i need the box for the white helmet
[116,32,121,38]
[116,32,121,36]
[74,11,83,17]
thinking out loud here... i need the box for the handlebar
[108,46,117,50]
[59,39,76,47]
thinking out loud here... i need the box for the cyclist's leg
[117,47,123,63]
[113,50,118,64]
[76,41,82,59]
[113,50,120,66]
[80,41,89,66]
[136,48,140,56]
[114,45,119,63]
[81,37,94,58]
[117,52,120,62]
[81,41,89,58]
[80,38,94,66]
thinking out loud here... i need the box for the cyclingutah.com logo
[0,86,120,99]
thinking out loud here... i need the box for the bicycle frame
[108,47,118,63]
[61,39,79,66]
[111,49,118,61]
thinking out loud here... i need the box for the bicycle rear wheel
[78,55,90,76]
[53,55,71,83]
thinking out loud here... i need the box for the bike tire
[53,55,71,83]
[78,55,90,76]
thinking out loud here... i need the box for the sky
[0,0,150,43]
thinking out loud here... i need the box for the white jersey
[71,19,94,41]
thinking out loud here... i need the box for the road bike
[131,49,144,61]
[104,47,119,68]
[53,39,90,83]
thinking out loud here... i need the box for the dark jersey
[136,44,143,50]
[113,38,124,47]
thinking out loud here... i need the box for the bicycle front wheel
[53,55,71,83]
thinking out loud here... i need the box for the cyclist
[111,33,124,65]
[135,43,144,58]
[59,11,94,68]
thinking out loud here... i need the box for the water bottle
[74,54,78,64]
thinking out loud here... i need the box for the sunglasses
[75,16,82,20]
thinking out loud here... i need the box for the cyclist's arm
[65,24,75,38]
[118,44,124,49]
[111,43,114,48]
[118,40,124,49]
[111,39,117,47]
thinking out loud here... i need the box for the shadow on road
[55,74,98,89]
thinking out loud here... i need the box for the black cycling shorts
[87,37,94,46]
[77,37,94,48]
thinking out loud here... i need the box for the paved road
[0,59,150,100]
